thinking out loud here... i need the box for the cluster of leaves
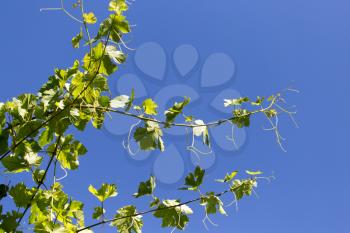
[81,166,261,232]
[0,0,132,232]
[0,0,294,232]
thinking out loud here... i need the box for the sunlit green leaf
[245,170,263,176]
[153,200,192,230]
[92,206,105,220]
[2,154,29,173]
[83,42,117,76]
[134,121,164,151]
[264,109,278,118]
[232,109,251,128]
[180,166,205,191]
[110,205,143,233]
[32,169,45,185]
[230,179,258,200]
[200,192,226,215]
[88,183,118,202]
[224,97,249,107]
[216,170,238,183]
[52,135,87,170]
[142,98,158,115]
[9,183,33,208]
[106,45,127,64]
[38,127,54,147]
[83,12,97,24]
[109,0,128,14]
[164,97,190,127]
[134,176,156,198]
[72,28,83,48]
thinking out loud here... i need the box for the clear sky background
[1,0,349,232]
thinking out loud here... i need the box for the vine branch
[76,95,277,128]
[16,135,62,229]
[76,190,230,232]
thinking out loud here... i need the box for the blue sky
[1,0,349,232]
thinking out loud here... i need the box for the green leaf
[153,200,193,230]
[9,183,33,208]
[2,154,29,173]
[93,75,109,91]
[97,14,130,43]
[83,12,97,24]
[111,15,130,34]
[110,205,143,233]
[180,166,205,191]
[185,115,193,122]
[72,28,83,48]
[92,206,105,220]
[38,127,54,147]
[224,97,250,107]
[88,183,118,202]
[53,60,80,88]
[109,0,128,14]
[106,45,127,64]
[230,179,257,200]
[0,103,6,134]
[245,170,263,176]
[0,210,21,232]
[133,176,156,198]
[24,151,42,166]
[200,192,227,215]
[216,170,238,183]
[125,89,135,112]
[53,135,87,170]
[29,190,51,226]
[83,42,117,76]
[164,97,190,127]
[29,201,48,226]
[251,96,265,106]
[150,196,160,208]
[0,130,9,155]
[0,184,9,200]
[264,109,278,118]
[134,121,164,151]
[232,109,251,128]
[110,95,129,109]
[32,169,45,185]
[142,98,158,115]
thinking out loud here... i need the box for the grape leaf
[134,121,164,151]
[216,170,238,183]
[134,176,156,198]
[180,166,205,191]
[142,98,158,115]
[83,12,97,24]
[110,205,143,233]
[88,183,118,202]
[153,200,193,230]
[164,97,190,127]
[92,206,105,220]
[200,192,227,215]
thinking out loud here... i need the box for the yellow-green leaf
[83,12,97,24]
[142,98,158,115]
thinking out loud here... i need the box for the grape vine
[0,0,297,232]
